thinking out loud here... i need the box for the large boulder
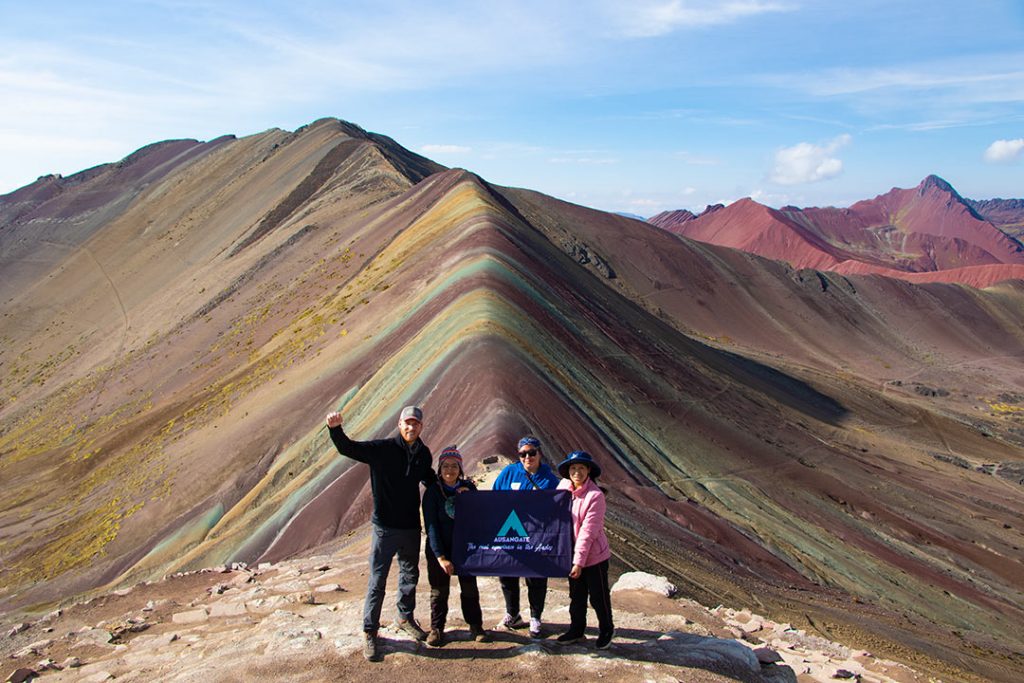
[611,571,677,597]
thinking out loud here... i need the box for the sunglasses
[519,449,539,458]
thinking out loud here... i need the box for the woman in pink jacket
[555,450,614,649]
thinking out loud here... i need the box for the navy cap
[557,450,601,479]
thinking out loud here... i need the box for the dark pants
[568,559,613,635]
[364,524,420,633]
[499,575,547,620]
[425,546,483,630]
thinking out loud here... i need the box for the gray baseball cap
[400,405,423,422]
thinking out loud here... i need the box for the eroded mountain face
[650,174,1024,287]
[1,119,1022,680]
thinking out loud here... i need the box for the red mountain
[650,175,1024,287]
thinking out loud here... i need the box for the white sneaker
[497,613,525,630]
[529,618,542,638]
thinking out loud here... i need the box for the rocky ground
[3,531,938,683]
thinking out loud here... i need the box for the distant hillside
[967,196,1024,240]
[649,175,1024,287]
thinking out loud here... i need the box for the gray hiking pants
[364,524,420,632]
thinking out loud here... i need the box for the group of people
[325,405,615,662]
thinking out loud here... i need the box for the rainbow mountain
[1,118,1022,680]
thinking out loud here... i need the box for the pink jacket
[558,477,611,568]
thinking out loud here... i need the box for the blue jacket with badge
[492,461,559,491]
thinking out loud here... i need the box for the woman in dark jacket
[421,445,492,646]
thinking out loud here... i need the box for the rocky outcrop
[1,548,933,683]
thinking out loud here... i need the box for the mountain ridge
[649,175,1024,287]
[2,119,1023,681]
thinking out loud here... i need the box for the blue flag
[452,490,572,577]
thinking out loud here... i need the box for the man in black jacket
[326,405,436,662]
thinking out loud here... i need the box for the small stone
[754,647,784,664]
[35,658,59,671]
[209,602,248,618]
[7,623,29,638]
[207,584,228,595]
[61,657,82,668]
[313,568,347,582]
[112,587,133,597]
[739,616,764,634]
[142,632,180,648]
[75,628,113,647]
[833,670,857,680]
[313,583,343,594]
[230,572,254,587]
[171,609,209,625]
[5,668,36,683]
[482,455,499,464]
[108,619,150,643]
[142,601,156,612]
[15,639,53,658]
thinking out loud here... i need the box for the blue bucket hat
[557,450,601,480]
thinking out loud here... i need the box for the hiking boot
[529,617,543,639]
[497,613,525,630]
[596,629,614,650]
[469,623,492,643]
[426,628,444,647]
[396,618,428,641]
[363,631,382,662]
[556,630,584,644]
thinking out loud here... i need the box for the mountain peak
[919,174,959,197]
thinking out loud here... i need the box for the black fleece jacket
[329,425,436,529]
[422,479,477,559]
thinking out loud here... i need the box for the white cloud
[983,138,1024,163]
[605,1,794,38]
[769,134,851,185]
[420,144,472,155]
[750,188,797,206]
[767,52,1024,129]
[627,198,664,208]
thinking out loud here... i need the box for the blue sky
[1,1,1022,215]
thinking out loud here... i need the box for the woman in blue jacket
[491,435,560,638]
[422,445,492,646]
